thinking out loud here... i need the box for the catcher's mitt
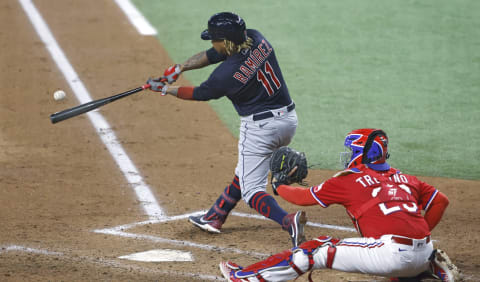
[270,146,308,194]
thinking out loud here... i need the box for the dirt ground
[1,0,479,281]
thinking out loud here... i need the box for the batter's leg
[189,175,241,233]
[249,191,306,247]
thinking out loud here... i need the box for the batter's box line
[94,228,269,258]
[93,210,356,257]
[93,210,357,233]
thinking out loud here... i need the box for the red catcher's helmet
[341,128,390,170]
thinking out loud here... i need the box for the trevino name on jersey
[193,29,292,116]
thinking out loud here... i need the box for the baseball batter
[220,129,460,282]
[147,12,305,247]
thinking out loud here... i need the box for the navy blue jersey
[193,29,292,116]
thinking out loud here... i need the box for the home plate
[118,249,193,262]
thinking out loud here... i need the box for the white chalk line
[0,245,62,256]
[231,211,357,233]
[94,229,269,258]
[114,0,157,35]
[96,210,357,234]
[93,210,355,258]
[0,245,222,281]
[18,0,164,220]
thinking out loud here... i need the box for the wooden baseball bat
[50,84,151,124]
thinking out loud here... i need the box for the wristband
[161,85,169,96]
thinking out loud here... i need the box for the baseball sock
[249,191,288,226]
[204,175,241,222]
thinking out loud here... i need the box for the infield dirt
[1,0,478,281]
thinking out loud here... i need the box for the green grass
[133,0,480,180]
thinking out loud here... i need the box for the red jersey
[309,164,438,239]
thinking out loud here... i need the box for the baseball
[53,90,66,101]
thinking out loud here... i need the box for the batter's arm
[162,86,195,100]
[180,51,211,72]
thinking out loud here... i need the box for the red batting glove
[163,64,182,84]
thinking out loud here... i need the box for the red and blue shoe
[219,261,246,282]
[282,211,307,247]
[188,213,224,233]
[430,249,460,282]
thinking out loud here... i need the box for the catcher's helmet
[201,12,247,45]
[340,128,390,170]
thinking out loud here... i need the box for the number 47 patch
[371,184,418,215]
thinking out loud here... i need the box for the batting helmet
[201,12,247,45]
[341,128,390,170]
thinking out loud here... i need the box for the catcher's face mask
[340,146,353,169]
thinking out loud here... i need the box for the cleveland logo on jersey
[233,39,273,84]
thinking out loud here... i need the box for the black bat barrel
[50,98,111,123]
[50,86,145,124]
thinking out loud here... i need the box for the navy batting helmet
[201,12,247,45]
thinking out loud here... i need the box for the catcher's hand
[270,146,308,195]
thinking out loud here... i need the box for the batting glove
[163,64,182,84]
[146,77,168,95]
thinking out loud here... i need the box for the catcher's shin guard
[233,237,339,281]
[233,249,297,281]
[219,261,246,282]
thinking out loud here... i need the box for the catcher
[220,128,459,282]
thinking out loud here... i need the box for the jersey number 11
[257,61,281,96]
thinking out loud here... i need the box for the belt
[252,103,295,121]
[391,235,430,246]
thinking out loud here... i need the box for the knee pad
[301,236,340,269]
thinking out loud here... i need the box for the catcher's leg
[222,236,339,282]
[328,236,433,278]
[189,175,241,233]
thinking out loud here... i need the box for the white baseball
[53,90,66,101]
